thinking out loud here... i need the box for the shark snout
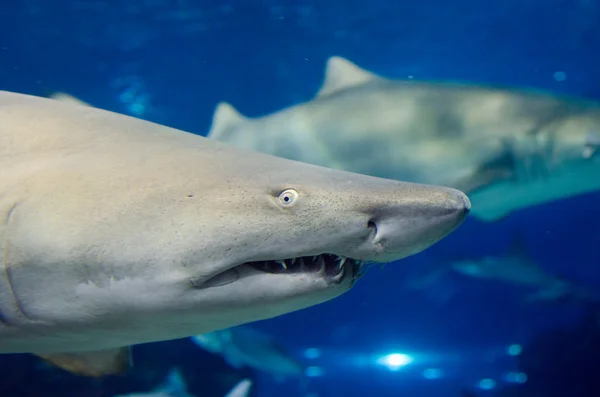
[440,187,471,216]
[365,185,470,262]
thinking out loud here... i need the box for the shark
[206,56,600,222]
[405,235,596,304]
[191,325,305,379]
[0,90,470,377]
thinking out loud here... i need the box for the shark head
[0,91,470,358]
[551,112,600,163]
[168,146,471,328]
[467,107,600,221]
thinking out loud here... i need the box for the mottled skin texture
[0,91,469,357]
[208,56,600,221]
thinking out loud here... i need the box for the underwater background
[1,1,600,396]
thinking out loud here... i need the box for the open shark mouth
[246,254,364,280]
[194,254,368,289]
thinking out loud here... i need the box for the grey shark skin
[0,91,469,376]
[207,56,600,222]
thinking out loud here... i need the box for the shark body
[207,56,600,222]
[0,90,469,376]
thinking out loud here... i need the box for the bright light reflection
[376,353,414,371]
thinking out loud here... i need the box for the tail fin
[523,278,600,306]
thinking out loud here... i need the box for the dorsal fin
[49,92,92,107]
[316,56,380,97]
[206,102,247,140]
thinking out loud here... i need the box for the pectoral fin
[225,379,253,397]
[35,346,132,377]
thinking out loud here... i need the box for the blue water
[1,1,599,396]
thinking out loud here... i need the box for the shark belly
[470,160,600,221]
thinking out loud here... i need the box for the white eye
[278,189,299,206]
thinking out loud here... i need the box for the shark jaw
[193,253,366,289]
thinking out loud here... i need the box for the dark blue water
[1,1,599,396]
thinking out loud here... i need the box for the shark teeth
[246,254,365,280]
[276,260,288,269]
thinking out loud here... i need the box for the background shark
[191,325,305,380]
[206,56,600,222]
[405,235,597,304]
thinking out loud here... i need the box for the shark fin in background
[224,378,253,397]
[523,284,571,304]
[523,273,599,306]
[158,368,190,397]
[49,92,92,107]
[316,56,380,97]
[207,102,248,139]
[35,346,132,377]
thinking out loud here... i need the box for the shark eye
[278,189,299,206]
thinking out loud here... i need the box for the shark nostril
[460,194,472,215]
[368,219,384,246]
[448,190,471,216]
[367,220,378,237]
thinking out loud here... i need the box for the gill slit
[3,203,33,323]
